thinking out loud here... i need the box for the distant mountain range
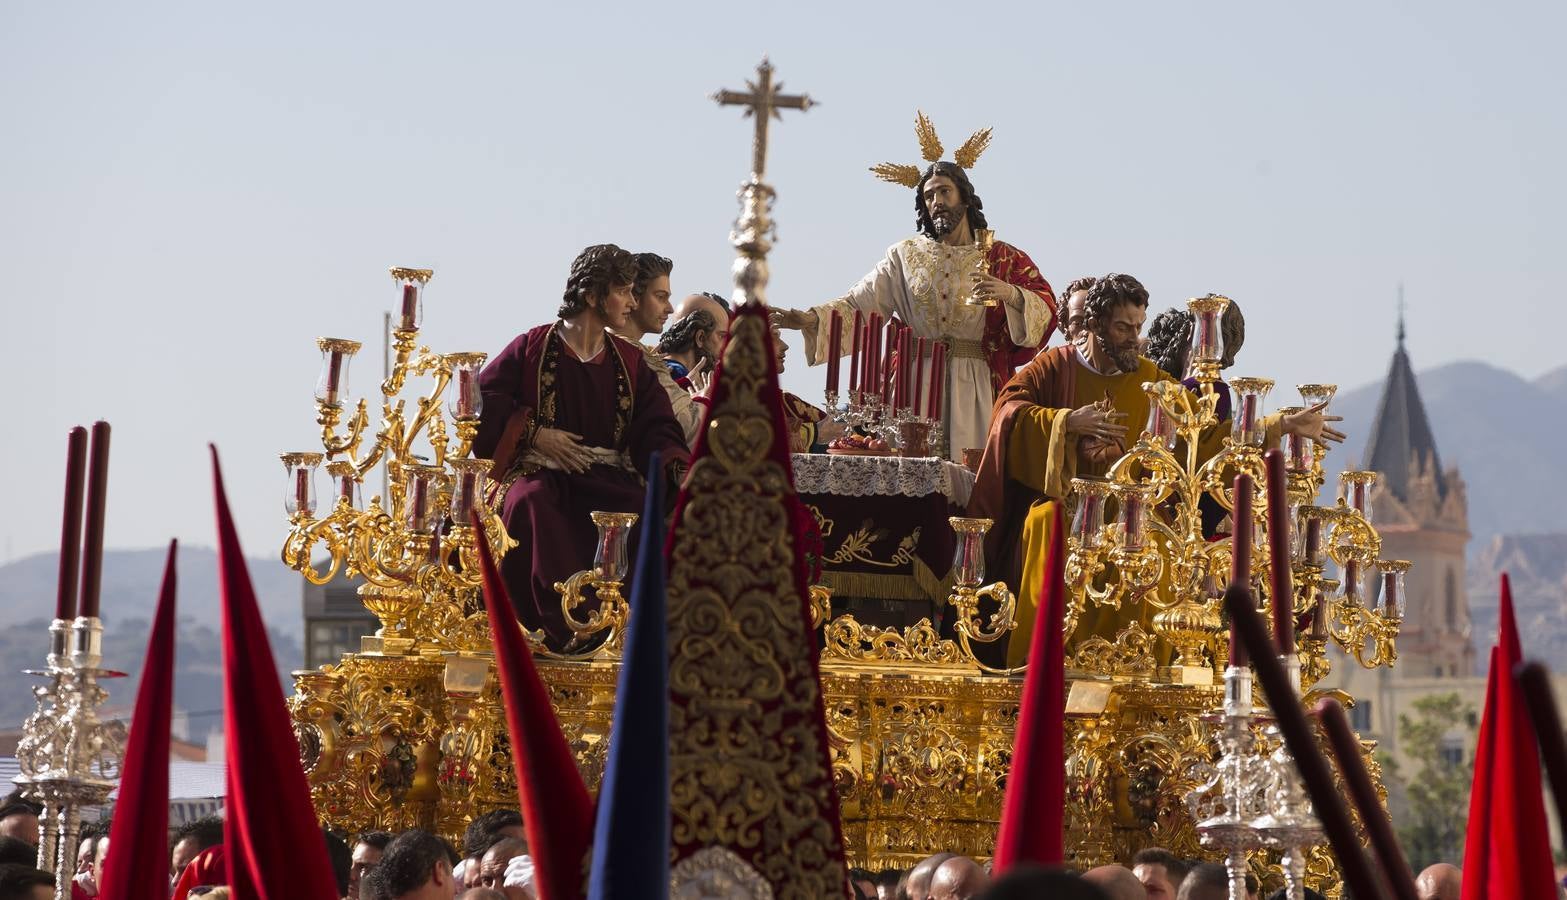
[0,547,303,734]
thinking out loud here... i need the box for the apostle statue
[608,252,704,446]
[475,244,690,647]
[771,115,1056,460]
[968,274,1342,666]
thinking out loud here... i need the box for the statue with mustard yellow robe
[771,113,1056,461]
[968,274,1344,665]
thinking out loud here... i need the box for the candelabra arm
[318,398,371,460]
[553,570,629,659]
[808,584,832,630]
[281,510,350,585]
[950,582,1026,674]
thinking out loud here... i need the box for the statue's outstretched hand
[769,308,818,331]
[1282,401,1346,444]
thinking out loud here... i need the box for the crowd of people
[0,781,1477,900]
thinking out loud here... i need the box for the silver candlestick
[13,616,127,898]
[1252,654,1323,900]
[1187,664,1269,900]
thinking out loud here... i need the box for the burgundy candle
[849,311,863,396]
[408,475,429,533]
[326,351,344,400]
[913,337,927,416]
[294,467,311,515]
[1228,472,1254,668]
[867,313,882,403]
[898,328,912,411]
[1239,392,1259,436]
[882,319,899,405]
[825,310,842,396]
[928,343,945,420]
[1317,699,1421,900]
[1264,448,1295,654]
[456,368,477,418]
[78,421,111,620]
[56,427,89,621]
[1302,515,1322,566]
[1516,661,1567,847]
[399,283,419,330]
[1222,587,1387,900]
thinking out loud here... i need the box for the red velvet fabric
[172,846,226,900]
[991,502,1066,869]
[211,450,339,900]
[474,511,594,900]
[1461,575,1557,899]
[663,307,849,893]
[97,541,177,900]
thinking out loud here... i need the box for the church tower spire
[1360,293,1475,678]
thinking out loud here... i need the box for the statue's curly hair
[559,244,637,319]
[656,309,716,357]
[1082,273,1150,335]
[914,162,988,239]
[1145,308,1194,379]
[632,252,673,300]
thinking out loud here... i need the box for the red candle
[1239,393,1259,436]
[867,313,882,403]
[825,310,842,396]
[1222,588,1387,900]
[326,351,344,398]
[1228,472,1254,668]
[849,311,863,396]
[882,319,899,405]
[1302,515,1322,566]
[294,467,311,515]
[928,343,945,419]
[901,329,913,411]
[1264,448,1295,654]
[399,283,419,330]
[1317,699,1422,900]
[78,421,111,619]
[56,427,89,621]
[913,337,928,416]
[456,368,477,418]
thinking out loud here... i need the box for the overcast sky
[2,1,1562,577]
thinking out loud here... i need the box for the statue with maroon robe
[475,244,690,647]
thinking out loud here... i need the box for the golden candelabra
[1063,295,1406,694]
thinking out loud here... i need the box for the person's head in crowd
[457,890,506,900]
[1415,863,1461,900]
[848,867,877,899]
[349,831,395,900]
[376,830,459,900]
[478,837,527,889]
[1131,848,1191,900]
[170,816,224,886]
[0,864,54,900]
[929,855,989,900]
[323,829,352,897]
[92,837,109,880]
[462,810,524,859]
[904,852,957,900]
[1176,862,1228,900]
[1245,872,1259,900]
[0,840,34,868]
[874,867,903,900]
[977,865,1107,900]
[1083,864,1146,900]
[172,844,227,900]
[0,805,39,847]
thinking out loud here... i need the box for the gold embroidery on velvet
[666,312,847,898]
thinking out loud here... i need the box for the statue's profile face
[921,174,966,237]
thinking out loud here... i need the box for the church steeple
[1362,291,1445,503]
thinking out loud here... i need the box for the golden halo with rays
[870,110,994,188]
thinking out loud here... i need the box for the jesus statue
[771,149,1056,460]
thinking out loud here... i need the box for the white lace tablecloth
[790,453,976,508]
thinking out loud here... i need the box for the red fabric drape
[97,541,177,900]
[991,502,1066,869]
[211,449,339,900]
[1460,574,1557,898]
[473,512,593,900]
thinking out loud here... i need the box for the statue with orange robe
[968,274,1342,665]
[475,244,691,648]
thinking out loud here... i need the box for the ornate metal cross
[714,56,814,180]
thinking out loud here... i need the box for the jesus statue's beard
[930,206,963,238]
